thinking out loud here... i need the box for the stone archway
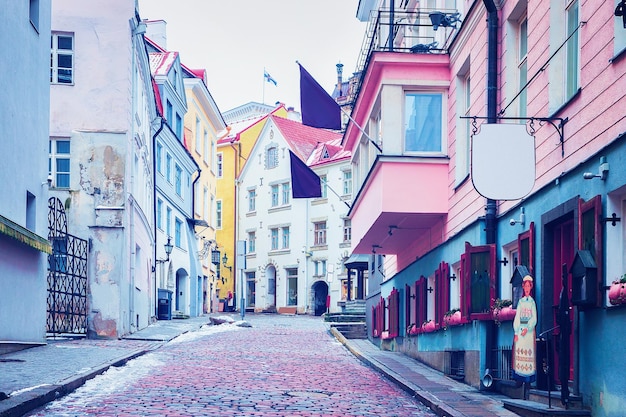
[312,280,329,316]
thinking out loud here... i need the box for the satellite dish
[471,123,536,200]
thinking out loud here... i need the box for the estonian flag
[264,70,277,86]
[289,150,322,198]
[298,63,341,130]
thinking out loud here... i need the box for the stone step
[329,323,367,339]
[502,398,591,417]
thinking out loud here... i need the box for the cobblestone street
[26,315,434,416]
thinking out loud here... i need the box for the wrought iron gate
[47,197,88,335]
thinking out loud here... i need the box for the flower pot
[499,306,516,321]
[609,282,622,306]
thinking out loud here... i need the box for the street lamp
[156,237,174,264]
[222,253,232,272]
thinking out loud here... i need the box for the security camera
[509,218,517,226]
[47,175,53,186]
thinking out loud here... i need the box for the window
[166,153,172,183]
[49,139,70,188]
[404,93,443,153]
[314,260,327,276]
[455,62,471,185]
[248,189,256,212]
[435,262,450,327]
[518,18,528,117]
[286,268,298,306]
[156,142,163,174]
[204,131,210,165]
[175,114,182,139]
[342,170,352,195]
[270,228,279,250]
[414,276,428,330]
[166,101,173,124]
[174,218,182,248]
[30,0,39,31]
[217,153,223,178]
[248,231,256,253]
[166,207,172,237]
[614,0,626,55]
[26,192,36,231]
[271,184,279,207]
[216,201,222,229]
[343,219,352,243]
[314,221,327,246]
[461,242,496,320]
[320,175,328,198]
[565,0,580,99]
[266,146,278,169]
[51,33,73,84]
[282,226,290,249]
[282,183,290,205]
[195,118,201,153]
[175,164,182,196]
[157,199,163,230]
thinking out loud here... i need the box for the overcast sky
[138,0,367,114]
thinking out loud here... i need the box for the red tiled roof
[271,116,341,161]
[217,104,286,145]
[152,77,163,117]
[149,51,178,76]
[309,138,351,167]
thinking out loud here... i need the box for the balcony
[349,156,448,256]
[351,7,461,104]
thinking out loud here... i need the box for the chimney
[145,19,167,49]
[336,63,344,95]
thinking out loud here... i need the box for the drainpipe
[483,0,498,390]
[484,0,498,246]
[152,116,165,318]
[388,0,395,52]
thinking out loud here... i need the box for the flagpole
[340,107,383,153]
[321,177,351,209]
[262,68,266,104]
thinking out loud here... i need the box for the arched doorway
[312,280,329,316]
[266,265,277,311]
[175,268,189,314]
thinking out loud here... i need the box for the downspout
[484,0,498,246]
[483,0,498,390]
[152,117,164,318]
[230,139,240,301]
[191,167,201,316]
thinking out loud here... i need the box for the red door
[552,220,574,382]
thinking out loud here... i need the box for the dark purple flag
[290,150,322,198]
[299,64,341,130]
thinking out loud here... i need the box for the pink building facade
[348,1,626,415]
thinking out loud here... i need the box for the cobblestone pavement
[25,314,435,417]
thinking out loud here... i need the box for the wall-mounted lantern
[510,265,530,308]
[570,250,598,308]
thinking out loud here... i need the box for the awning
[344,253,369,270]
[0,214,52,254]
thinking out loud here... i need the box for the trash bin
[158,289,172,320]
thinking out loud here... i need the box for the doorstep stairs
[325,300,367,339]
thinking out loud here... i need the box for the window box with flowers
[406,323,420,336]
[492,298,516,326]
[421,319,437,333]
[443,308,463,328]
[608,274,626,306]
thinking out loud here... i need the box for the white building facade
[49,0,156,338]
[237,116,351,315]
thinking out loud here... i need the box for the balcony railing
[350,8,461,106]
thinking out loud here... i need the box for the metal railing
[350,8,461,106]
